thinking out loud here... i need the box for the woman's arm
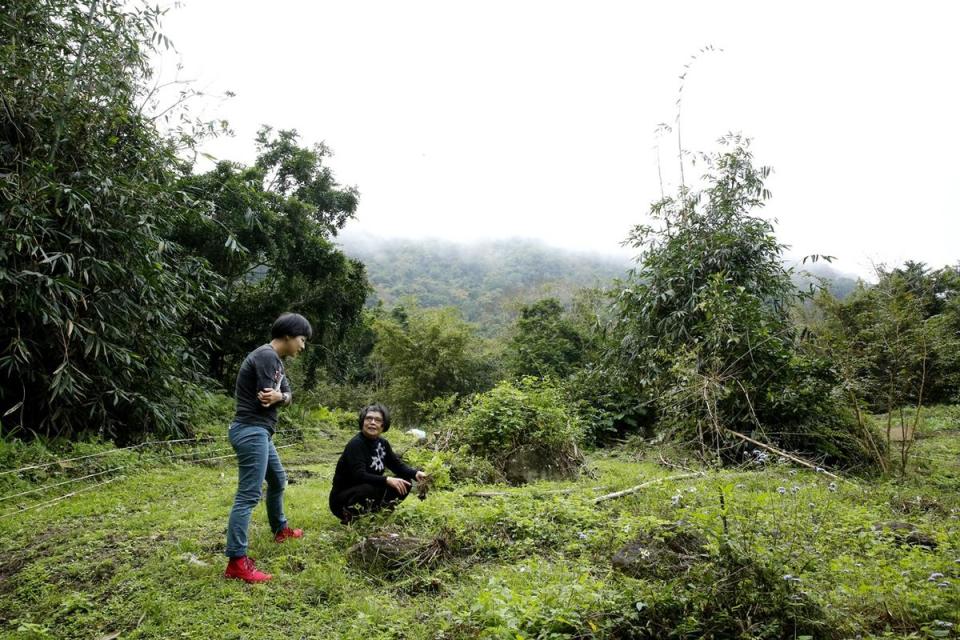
[382,440,419,481]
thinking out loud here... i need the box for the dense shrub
[373,305,498,425]
[505,297,584,379]
[610,136,872,467]
[454,377,584,478]
[564,363,655,446]
[0,0,223,440]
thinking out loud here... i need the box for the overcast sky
[155,1,959,278]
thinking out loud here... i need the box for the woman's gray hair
[358,403,391,432]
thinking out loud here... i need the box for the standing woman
[224,313,311,583]
[329,403,427,524]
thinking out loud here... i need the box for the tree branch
[724,428,842,481]
[592,472,704,504]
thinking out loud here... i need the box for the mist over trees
[339,234,630,335]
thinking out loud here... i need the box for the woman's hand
[415,471,427,483]
[386,477,411,496]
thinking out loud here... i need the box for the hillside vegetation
[338,234,629,335]
[0,401,957,639]
[3,4,959,639]
[338,234,862,337]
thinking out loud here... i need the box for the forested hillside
[792,261,861,299]
[339,233,861,335]
[339,233,629,333]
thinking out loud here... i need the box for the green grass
[0,406,958,639]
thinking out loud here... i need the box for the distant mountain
[788,260,864,299]
[337,233,630,334]
[337,233,864,336]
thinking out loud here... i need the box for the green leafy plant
[812,263,960,474]
[0,0,223,440]
[372,305,497,425]
[610,135,868,466]
[506,297,585,380]
[172,127,369,389]
[454,377,584,480]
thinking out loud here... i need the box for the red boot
[274,526,303,543]
[224,556,272,583]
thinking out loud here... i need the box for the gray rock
[502,445,582,485]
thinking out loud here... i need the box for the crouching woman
[329,403,426,523]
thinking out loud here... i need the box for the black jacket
[330,433,418,495]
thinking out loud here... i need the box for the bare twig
[464,491,507,498]
[464,487,588,499]
[592,472,705,504]
[657,452,696,473]
[724,429,841,480]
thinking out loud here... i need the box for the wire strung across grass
[0,427,333,477]
[187,443,297,465]
[0,466,124,503]
[0,435,227,476]
[0,443,148,476]
[0,436,304,519]
[0,475,128,520]
[904,452,960,466]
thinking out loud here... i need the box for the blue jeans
[225,422,288,558]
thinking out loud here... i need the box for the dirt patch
[283,556,307,573]
[890,494,948,516]
[285,468,320,485]
[870,521,937,549]
[0,527,68,591]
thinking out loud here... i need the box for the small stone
[181,553,208,567]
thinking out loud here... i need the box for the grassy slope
[0,409,958,639]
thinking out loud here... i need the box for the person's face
[361,410,385,439]
[283,335,307,358]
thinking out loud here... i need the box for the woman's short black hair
[358,403,391,432]
[272,313,313,340]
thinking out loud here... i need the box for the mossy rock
[502,445,583,485]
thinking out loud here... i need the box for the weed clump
[614,540,830,639]
[612,522,708,580]
[347,533,451,577]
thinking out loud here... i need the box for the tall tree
[506,298,584,379]
[0,0,223,440]
[172,127,369,387]
[611,136,868,465]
